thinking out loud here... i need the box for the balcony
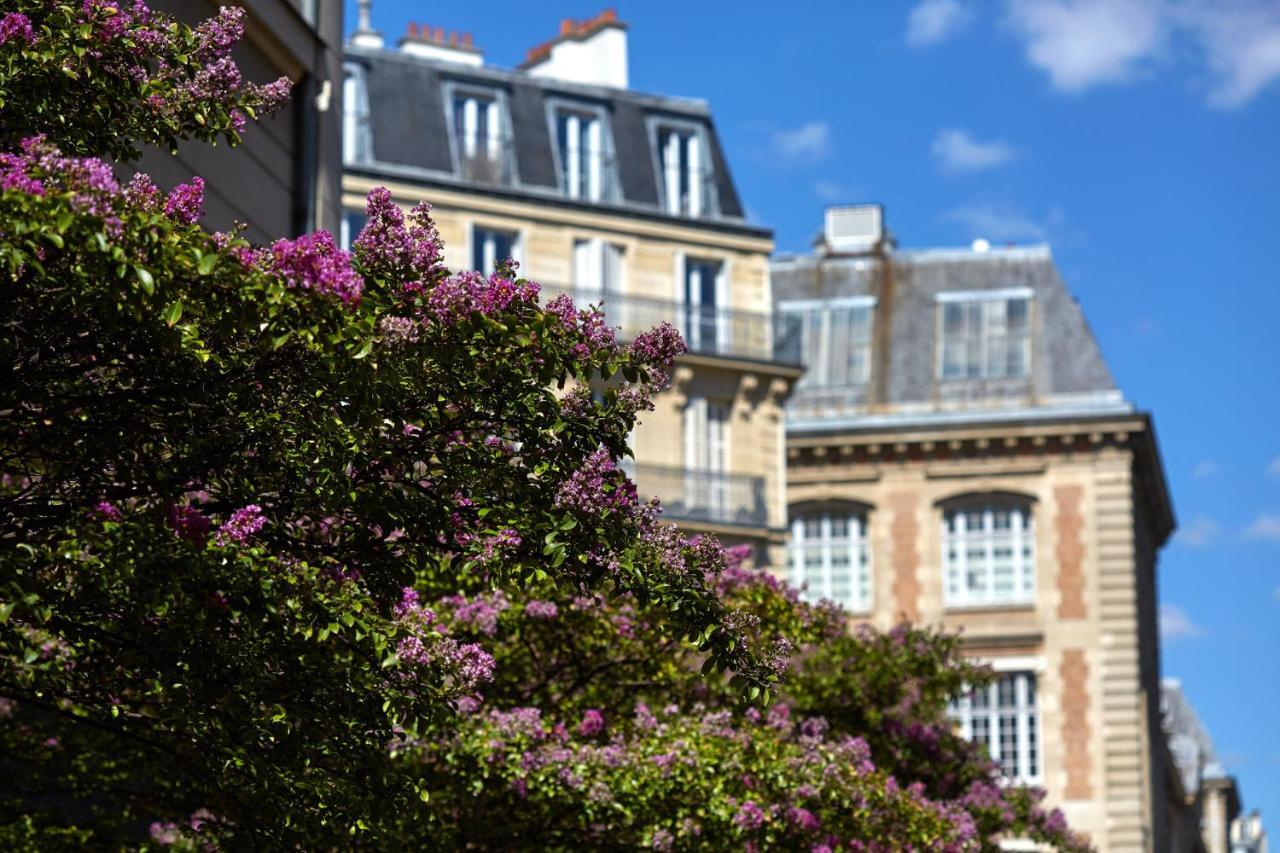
[628,463,767,528]
[546,287,803,365]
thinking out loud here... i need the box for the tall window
[788,508,872,612]
[684,397,729,516]
[782,298,874,389]
[342,64,372,164]
[556,109,606,201]
[683,257,722,353]
[938,291,1031,380]
[572,239,623,296]
[472,226,518,274]
[452,91,507,184]
[657,126,707,217]
[340,210,367,252]
[943,500,1035,607]
[948,672,1040,783]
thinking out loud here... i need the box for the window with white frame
[788,508,872,612]
[472,226,518,274]
[555,108,610,202]
[682,257,723,353]
[948,671,1040,783]
[656,125,709,217]
[684,397,729,516]
[781,298,874,389]
[340,210,366,252]
[572,238,623,297]
[451,89,508,184]
[942,499,1035,607]
[342,64,372,164]
[938,290,1031,381]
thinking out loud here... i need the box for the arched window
[788,506,871,612]
[342,63,372,165]
[942,497,1035,607]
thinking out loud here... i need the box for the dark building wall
[136,0,343,243]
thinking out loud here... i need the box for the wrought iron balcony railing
[546,286,803,365]
[626,463,768,528]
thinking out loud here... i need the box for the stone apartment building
[339,8,801,564]
[142,0,344,240]
[773,206,1177,851]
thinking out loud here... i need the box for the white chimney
[823,205,885,255]
[399,23,484,67]
[349,0,384,49]
[520,10,628,89]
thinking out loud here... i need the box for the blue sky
[347,0,1280,823]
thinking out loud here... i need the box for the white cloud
[940,202,1052,242]
[1002,0,1280,107]
[1266,456,1280,477]
[1176,516,1219,547]
[1160,603,1205,641]
[1244,512,1280,542]
[931,128,1018,173]
[1177,1,1280,108]
[813,180,851,202]
[771,122,832,163]
[1004,0,1168,92]
[908,0,973,46]
[1192,460,1219,479]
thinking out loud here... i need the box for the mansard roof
[343,44,760,235]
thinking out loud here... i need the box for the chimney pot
[448,31,458,46]
[433,26,445,43]
[462,32,473,46]
[560,18,574,36]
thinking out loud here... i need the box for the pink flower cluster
[268,230,363,307]
[554,446,637,515]
[213,504,266,546]
[0,12,36,46]
[167,505,211,547]
[352,187,444,285]
[426,271,541,325]
[545,293,619,360]
[162,177,204,225]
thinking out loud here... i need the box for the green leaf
[162,300,183,326]
[134,265,154,295]
[198,252,218,275]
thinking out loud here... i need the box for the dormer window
[342,63,372,165]
[653,121,713,217]
[938,289,1032,381]
[448,86,512,185]
[780,297,875,390]
[551,103,615,202]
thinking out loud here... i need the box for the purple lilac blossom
[268,230,363,306]
[576,709,604,738]
[213,504,266,546]
[162,177,204,225]
[0,12,36,46]
[167,505,211,546]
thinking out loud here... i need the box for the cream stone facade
[341,14,800,566]
[774,208,1180,851]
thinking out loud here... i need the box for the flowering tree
[0,3,1092,850]
[0,4,772,846]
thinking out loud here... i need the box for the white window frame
[470,224,521,274]
[443,83,514,184]
[942,499,1036,608]
[342,63,372,165]
[683,396,730,517]
[936,288,1033,381]
[573,238,624,298]
[779,296,876,389]
[677,254,727,354]
[788,507,872,613]
[648,117,717,218]
[339,210,366,252]
[547,98,615,203]
[948,670,1041,784]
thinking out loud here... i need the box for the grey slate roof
[773,244,1128,431]
[345,45,755,231]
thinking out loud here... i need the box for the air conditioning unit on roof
[824,204,884,254]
